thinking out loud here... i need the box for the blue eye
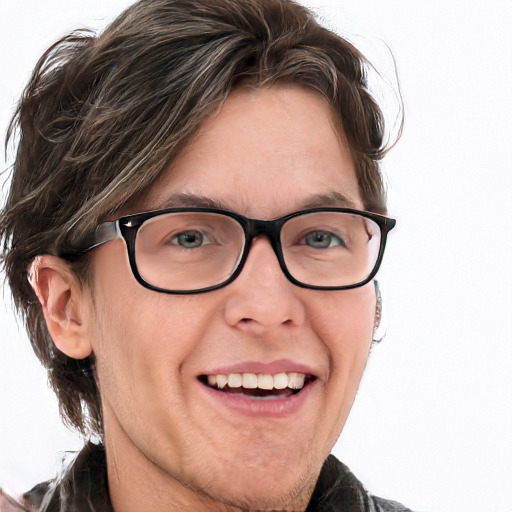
[174,230,207,248]
[305,231,344,249]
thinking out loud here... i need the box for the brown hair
[0,0,398,437]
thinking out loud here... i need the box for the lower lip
[198,379,317,418]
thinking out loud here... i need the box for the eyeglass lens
[134,211,382,291]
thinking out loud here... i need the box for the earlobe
[28,255,93,359]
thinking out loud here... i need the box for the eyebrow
[298,192,358,209]
[154,193,232,210]
[152,191,358,215]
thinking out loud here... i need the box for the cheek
[311,287,375,417]
[89,255,220,403]
[309,287,375,358]
[297,287,375,451]
[319,287,375,425]
[91,289,199,378]
[86,246,167,407]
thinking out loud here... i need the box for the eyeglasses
[71,207,396,294]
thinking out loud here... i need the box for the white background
[1,1,511,511]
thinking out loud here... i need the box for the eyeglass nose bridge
[236,217,294,285]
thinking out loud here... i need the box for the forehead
[142,85,362,217]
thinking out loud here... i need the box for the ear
[372,280,385,343]
[28,255,93,359]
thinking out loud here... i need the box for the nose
[223,236,306,333]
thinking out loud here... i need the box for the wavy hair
[0,0,399,436]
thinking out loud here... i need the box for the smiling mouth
[199,372,314,399]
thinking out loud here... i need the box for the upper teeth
[207,372,306,391]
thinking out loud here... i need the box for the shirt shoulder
[1,443,111,512]
[307,455,417,512]
[371,494,415,512]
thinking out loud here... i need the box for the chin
[199,455,319,511]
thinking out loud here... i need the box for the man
[0,1,409,510]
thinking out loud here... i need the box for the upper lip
[200,359,319,378]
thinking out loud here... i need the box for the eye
[172,230,210,249]
[304,231,345,249]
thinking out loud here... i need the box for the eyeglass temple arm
[87,220,121,251]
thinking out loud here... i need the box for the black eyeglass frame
[69,207,396,294]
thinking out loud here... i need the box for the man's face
[88,85,376,510]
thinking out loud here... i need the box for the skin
[34,85,377,511]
